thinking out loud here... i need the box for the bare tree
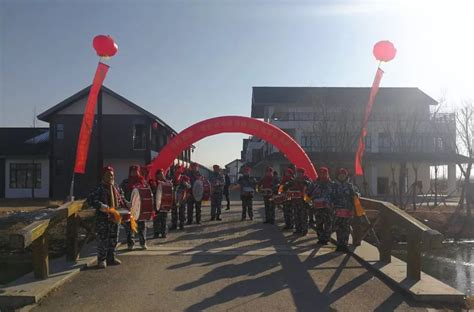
[453,101,474,218]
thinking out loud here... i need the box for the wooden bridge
[0,198,466,311]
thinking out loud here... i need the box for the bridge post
[66,212,80,262]
[407,230,422,280]
[379,214,392,263]
[32,235,49,279]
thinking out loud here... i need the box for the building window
[301,135,311,148]
[56,123,64,140]
[9,163,41,189]
[365,135,371,151]
[55,159,64,175]
[377,177,389,195]
[133,124,146,150]
[378,133,391,152]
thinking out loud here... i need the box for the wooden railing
[9,200,86,279]
[359,198,443,280]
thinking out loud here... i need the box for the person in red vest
[171,166,191,230]
[120,165,149,250]
[258,167,277,224]
[332,168,359,252]
[151,169,172,239]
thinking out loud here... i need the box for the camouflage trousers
[241,196,254,219]
[263,196,275,224]
[283,202,294,228]
[124,220,146,247]
[153,211,168,236]
[210,192,223,219]
[171,203,186,227]
[96,218,118,262]
[293,200,308,234]
[187,198,202,224]
[314,208,334,242]
[334,216,352,247]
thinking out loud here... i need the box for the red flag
[355,67,384,176]
[74,62,110,174]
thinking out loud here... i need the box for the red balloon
[93,35,118,57]
[149,116,318,180]
[373,40,396,62]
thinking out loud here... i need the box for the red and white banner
[74,62,110,174]
[354,67,384,176]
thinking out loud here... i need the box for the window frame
[56,123,64,140]
[132,124,147,151]
[9,163,42,189]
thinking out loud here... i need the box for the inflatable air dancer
[333,168,360,252]
[87,166,125,268]
[186,163,202,224]
[284,167,311,235]
[209,165,225,221]
[120,165,148,250]
[238,167,257,221]
[152,169,173,238]
[309,167,335,245]
[258,167,277,224]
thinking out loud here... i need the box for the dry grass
[0,199,64,216]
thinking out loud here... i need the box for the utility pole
[31,107,36,199]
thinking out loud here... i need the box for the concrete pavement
[32,201,452,311]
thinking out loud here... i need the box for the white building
[0,128,50,198]
[225,159,243,183]
[243,87,465,199]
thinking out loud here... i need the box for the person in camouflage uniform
[87,166,125,268]
[186,163,202,225]
[309,167,334,245]
[281,168,295,230]
[171,169,191,230]
[209,165,225,221]
[258,167,277,224]
[332,168,359,252]
[284,167,311,235]
[238,166,257,221]
[120,164,148,250]
[151,169,172,239]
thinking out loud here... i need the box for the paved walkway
[33,201,444,311]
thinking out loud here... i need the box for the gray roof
[251,87,438,118]
[38,85,178,135]
[0,128,49,157]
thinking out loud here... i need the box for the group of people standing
[230,165,359,252]
[87,162,359,268]
[86,163,232,268]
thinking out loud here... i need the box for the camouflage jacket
[87,183,127,221]
[332,180,359,210]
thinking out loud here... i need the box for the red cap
[102,166,114,176]
[339,168,349,176]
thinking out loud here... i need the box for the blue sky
[1,0,474,167]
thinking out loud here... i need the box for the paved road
[34,201,445,311]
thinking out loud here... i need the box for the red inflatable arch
[150,116,318,180]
